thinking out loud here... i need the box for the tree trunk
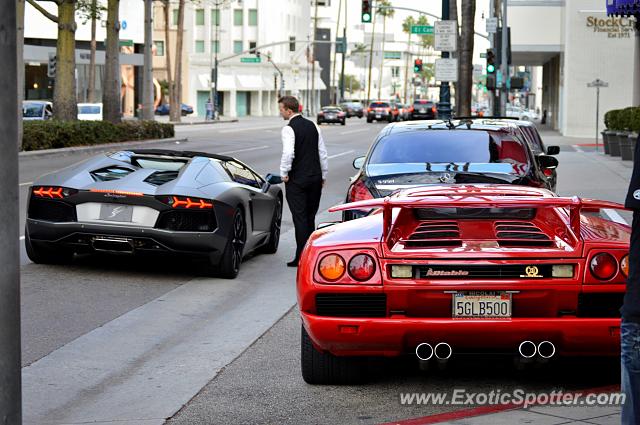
[170,0,184,122]
[142,0,154,120]
[449,0,459,115]
[459,0,475,117]
[377,15,386,99]
[366,12,376,104]
[163,0,173,105]
[103,0,121,123]
[403,32,410,104]
[88,0,97,103]
[17,0,24,149]
[53,0,78,121]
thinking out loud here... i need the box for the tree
[77,0,106,103]
[458,0,475,116]
[170,0,185,122]
[162,0,173,106]
[341,74,361,94]
[103,0,120,123]
[376,0,394,99]
[26,0,78,120]
[401,16,415,104]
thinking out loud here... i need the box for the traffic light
[486,49,495,74]
[413,58,423,73]
[361,0,372,23]
[47,52,57,79]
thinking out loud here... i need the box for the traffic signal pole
[499,0,508,115]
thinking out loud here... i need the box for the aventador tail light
[590,253,618,281]
[157,195,213,209]
[90,188,144,197]
[552,265,574,278]
[621,254,629,278]
[318,254,346,281]
[32,186,77,198]
[348,254,376,281]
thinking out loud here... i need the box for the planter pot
[602,130,613,154]
[621,132,638,161]
[609,131,626,157]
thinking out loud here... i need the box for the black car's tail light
[348,254,376,281]
[590,253,618,281]
[32,186,77,199]
[347,179,373,203]
[157,195,213,209]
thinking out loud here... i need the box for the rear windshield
[322,108,341,112]
[414,100,432,105]
[370,102,389,108]
[368,130,529,167]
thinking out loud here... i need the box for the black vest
[288,115,322,181]
[625,134,640,209]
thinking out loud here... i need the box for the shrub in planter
[621,132,637,161]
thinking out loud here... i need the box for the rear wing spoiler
[329,195,628,241]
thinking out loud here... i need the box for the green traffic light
[362,13,371,22]
[487,64,495,73]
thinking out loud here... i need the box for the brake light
[319,112,324,116]
[409,107,414,113]
[621,254,629,278]
[170,196,213,209]
[338,112,345,116]
[431,106,437,113]
[318,254,345,281]
[385,108,390,113]
[543,168,554,177]
[90,188,144,197]
[348,179,374,203]
[33,186,64,199]
[590,253,618,281]
[348,254,376,281]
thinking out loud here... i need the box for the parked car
[23,101,53,121]
[155,103,194,116]
[343,118,559,220]
[298,185,629,384]
[366,101,398,123]
[339,101,364,118]
[77,103,103,121]
[506,104,536,121]
[410,99,437,120]
[25,149,283,279]
[317,106,346,125]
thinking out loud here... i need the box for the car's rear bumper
[411,113,436,120]
[301,312,621,357]
[367,113,391,120]
[318,118,344,123]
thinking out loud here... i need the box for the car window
[224,161,261,189]
[370,102,389,108]
[368,130,529,167]
[523,127,545,152]
[322,107,341,112]
[413,100,432,106]
[23,103,44,118]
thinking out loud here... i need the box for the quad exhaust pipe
[415,342,452,361]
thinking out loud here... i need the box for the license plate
[419,108,426,113]
[99,204,133,222]
[376,114,381,118]
[327,114,335,119]
[453,291,512,318]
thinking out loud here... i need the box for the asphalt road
[17,118,631,425]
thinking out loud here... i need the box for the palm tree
[401,16,415,104]
[376,0,394,99]
[170,0,186,122]
[458,0,475,116]
[350,43,368,100]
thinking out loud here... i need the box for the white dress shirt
[280,114,328,180]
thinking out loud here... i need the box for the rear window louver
[90,166,135,182]
[144,170,179,186]
[403,221,462,248]
[495,221,552,247]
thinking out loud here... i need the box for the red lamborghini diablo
[296,185,630,384]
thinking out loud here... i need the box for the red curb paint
[381,384,621,425]
[575,143,600,147]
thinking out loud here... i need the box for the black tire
[317,120,322,125]
[217,208,246,279]
[388,116,393,123]
[341,120,346,126]
[301,324,367,385]
[260,197,282,254]
[25,229,73,264]
[366,117,372,123]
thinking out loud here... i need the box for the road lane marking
[572,144,585,153]
[218,125,281,134]
[218,145,270,155]
[20,181,33,187]
[328,150,355,160]
[340,128,369,135]
[602,208,628,225]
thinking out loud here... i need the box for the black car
[155,103,194,116]
[410,99,437,120]
[339,101,364,118]
[317,106,346,125]
[343,119,559,220]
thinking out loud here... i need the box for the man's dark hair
[278,96,299,113]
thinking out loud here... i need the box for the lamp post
[209,0,226,120]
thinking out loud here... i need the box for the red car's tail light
[33,186,77,198]
[348,179,374,203]
[157,195,213,209]
[621,254,629,278]
[590,253,618,281]
[431,106,437,113]
[318,254,345,281]
[543,168,554,177]
[348,254,376,281]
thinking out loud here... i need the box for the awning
[236,74,267,90]
[287,74,327,91]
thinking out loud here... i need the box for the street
[18,118,631,425]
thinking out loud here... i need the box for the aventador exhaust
[537,341,556,359]
[518,341,537,359]
[434,342,452,360]
[91,236,134,253]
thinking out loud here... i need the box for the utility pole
[366,4,377,104]
[499,0,508,115]
[306,34,310,116]
[311,0,319,113]
[142,0,154,120]
[339,1,347,102]
[489,0,495,116]
[0,0,22,422]
[331,0,343,104]
[437,0,452,119]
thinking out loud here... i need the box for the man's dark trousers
[285,177,322,261]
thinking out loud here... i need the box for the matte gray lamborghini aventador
[25,149,283,278]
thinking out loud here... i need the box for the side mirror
[316,222,340,230]
[353,156,365,169]
[546,145,560,155]
[537,155,559,170]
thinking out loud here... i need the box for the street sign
[587,78,609,152]
[240,57,262,63]
[472,64,483,78]
[486,17,498,33]
[411,25,434,35]
[480,52,487,58]
[587,78,609,88]
[435,58,458,82]
[435,20,457,51]
[336,37,346,54]
[119,39,133,47]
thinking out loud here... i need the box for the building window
[211,9,220,26]
[195,40,205,53]
[233,9,243,26]
[233,40,243,54]
[172,9,179,26]
[391,66,400,78]
[289,36,296,52]
[211,40,219,53]
[384,51,402,60]
[153,40,164,56]
[315,0,330,5]
[195,9,204,25]
[248,9,257,26]
[248,41,257,53]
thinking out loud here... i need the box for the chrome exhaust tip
[434,342,452,360]
[415,343,434,361]
[537,341,556,359]
[518,340,537,358]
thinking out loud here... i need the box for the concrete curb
[168,119,239,126]
[19,137,188,159]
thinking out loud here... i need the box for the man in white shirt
[278,96,328,267]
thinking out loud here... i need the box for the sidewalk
[153,115,238,125]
